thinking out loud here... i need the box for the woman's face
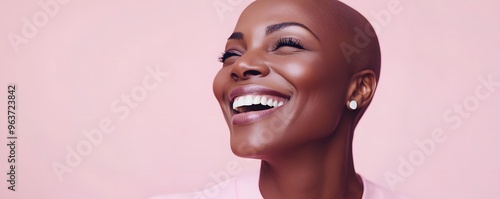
[213,0,353,159]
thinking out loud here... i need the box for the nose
[230,52,270,81]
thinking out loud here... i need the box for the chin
[229,132,283,159]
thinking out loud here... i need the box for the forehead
[234,0,343,42]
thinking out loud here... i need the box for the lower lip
[231,106,284,125]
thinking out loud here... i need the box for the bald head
[325,0,381,81]
[246,0,381,80]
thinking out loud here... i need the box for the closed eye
[272,37,305,51]
[219,50,241,63]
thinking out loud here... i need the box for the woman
[154,0,409,198]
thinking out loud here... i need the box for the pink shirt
[151,171,410,199]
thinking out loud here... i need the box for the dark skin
[213,0,381,198]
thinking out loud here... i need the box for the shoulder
[148,180,238,199]
[149,170,262,199]
[360,176,412,199]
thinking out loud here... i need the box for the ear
[345,69,377,110]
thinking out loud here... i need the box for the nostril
[231,73,239,80]
[243,70,261,77]
[232,69,262,81]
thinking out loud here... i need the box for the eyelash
[218,37,305,63]
[218,51,240,63]
[272,37,305,51]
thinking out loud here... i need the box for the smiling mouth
[228,85,291,125]
[232,95,288,114]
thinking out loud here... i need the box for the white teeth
[253,96,261,104]
[266,99,273,106]
[232,95,288,112]
[235,97,245,109]
[260,96,267,105]
[244,95,253,106]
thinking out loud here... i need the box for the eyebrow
[266,22,319,40]
[227,22,320,41]
[228,32,243,40]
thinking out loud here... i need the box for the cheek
[212,68,229,101]
[213,68,232,124]
[272,55,349,139]
[272,53,347,89]
[273,54,349,107]
[297,92,345,137]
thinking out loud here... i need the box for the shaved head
[324,0,382,81]
[246,0,381,80]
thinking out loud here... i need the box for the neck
[258,121,363,199]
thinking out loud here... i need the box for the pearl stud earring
[348,100,358,110]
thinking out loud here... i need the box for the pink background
[1,0,499,198]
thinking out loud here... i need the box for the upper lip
[228,85,290,102]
